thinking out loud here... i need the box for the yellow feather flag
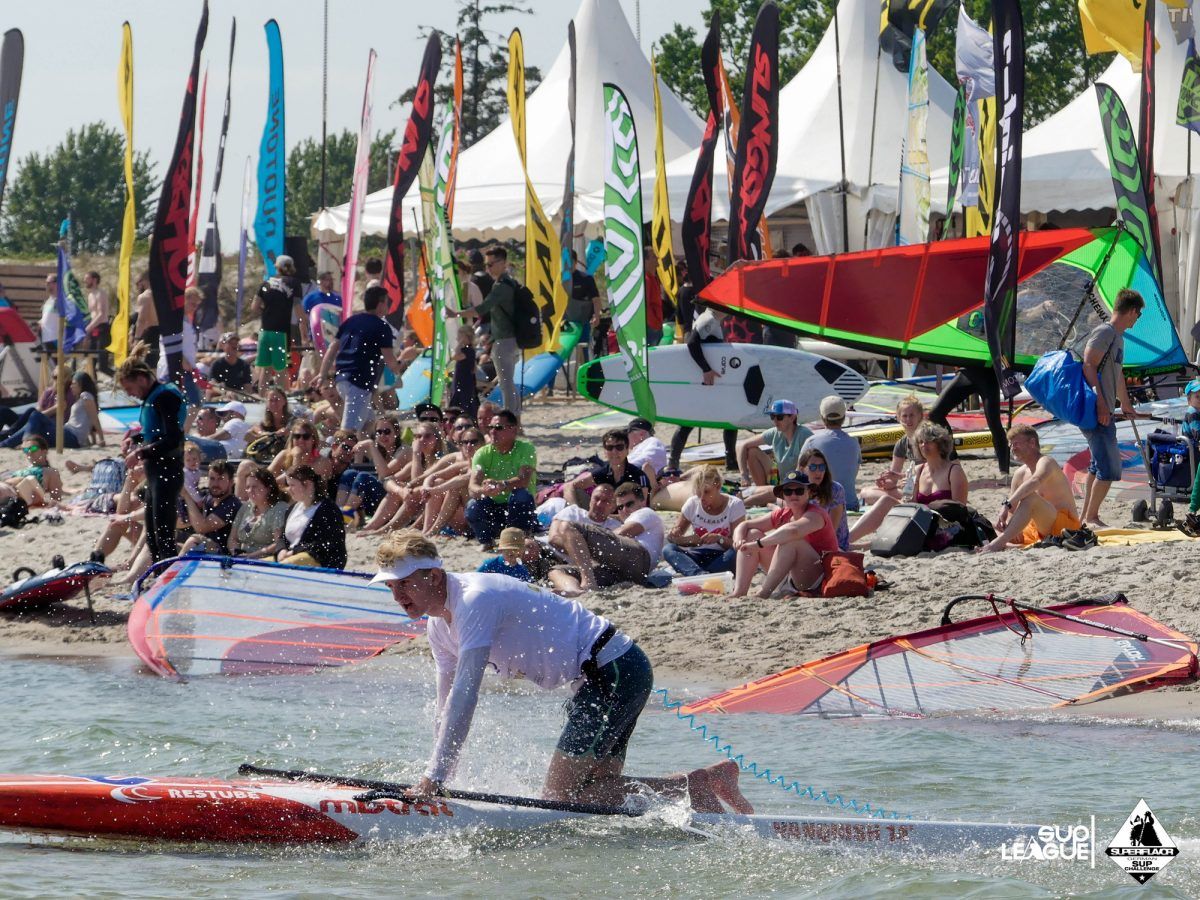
[110,22,135,366]
[1078,0,1162,66]
[965,97,995,238]
[650,55,678,305]
[507,29,568,355]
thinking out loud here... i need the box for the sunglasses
[337,442,356,451]
[489,424,510,431]
[374,428,394,436]
[805,462,827,472]
[292,433,315,441]
[21,445,37,454]
[603,444,627,451]
[779,486,808,496]
[458,438,481,446]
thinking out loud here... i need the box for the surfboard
[487,323,585,404]
[396,353,432,409]
[578,344,870,430]
[308,302,343,355]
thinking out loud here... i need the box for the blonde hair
[688,464,722,496]
[377,529,440,569]
[116,356,155,383]
[183,441,201,457]
[896,394,925,417]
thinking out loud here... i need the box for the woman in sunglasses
[797,447,849,550]
[731,469,837,598]
[563,428,650,509]
[358,423,445,534]
[341,415,413,522]
[736,398,814,507]
[418,426,486,536]
[236,423,330,499]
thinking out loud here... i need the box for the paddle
[237,764,642,818]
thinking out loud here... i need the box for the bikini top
[912,462,962,506]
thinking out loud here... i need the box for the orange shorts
[1020,508,1082,545]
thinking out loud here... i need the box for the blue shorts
[556,642,653,761]
[1081,419,1122,482]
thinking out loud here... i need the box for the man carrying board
[372,529,753,813]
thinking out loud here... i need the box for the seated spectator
[553,482,620,529]
[357,421,445,533]
[228,466,290,559]
[547,483,662,595]
[181,442,203,501]
[649,465,691,511]
[308,381,344,435]
[89,462,145,566]
[179,460,243,554]
[981,425,1081,552]
[0,365,76,437]
[279,464,347,569]
[663,465,745,577]
[737,399,814,506]
[627,417,667,488]
[189,401,251,462]
[236,421,328,499]
[465,409,537,547]
[476,527,533,581]
[0,435,63,507]
[731,469,838,599]
[564,428,650,507]
[800,395,861,511]
[847,395,926,544]
[418,425,484,536]
[207,332,253,395]
[344,414,411,521]
[246,387,294,441]
[0,371,104,450]
[798,447,849,550]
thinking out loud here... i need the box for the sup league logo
[1105,800,1179,884]
[998,819,1094,863]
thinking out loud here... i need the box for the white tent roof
[931,8,1190,214]
[313,0,702,240]
[646,0,957,226]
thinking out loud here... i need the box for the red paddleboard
[0,562,110,613]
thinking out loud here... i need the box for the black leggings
[669,426,738,468]
[144,460,184,562]
[928,366,1010,474]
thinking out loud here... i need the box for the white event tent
[313,0,701,243]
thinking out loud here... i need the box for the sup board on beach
[0,772,1041,851]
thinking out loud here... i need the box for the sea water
[0,651,1198,898]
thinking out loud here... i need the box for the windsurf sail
[684,595,1197,717]
[128,556,425,678]
[700,226,1187,373]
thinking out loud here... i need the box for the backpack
[511,282,544,350]
[0,496,29,529]
[870,503,938,557]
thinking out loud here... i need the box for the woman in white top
[371,530,753,813]
[663,465,745,576]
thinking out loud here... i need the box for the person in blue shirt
[302,270,343,315]
[475,527,533,582]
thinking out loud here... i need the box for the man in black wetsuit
[118,357,186,563]
[929,364,1010,477]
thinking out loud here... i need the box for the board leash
[653,687,912,820]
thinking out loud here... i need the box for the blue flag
[56,245,87,351]
[254,19,285,276]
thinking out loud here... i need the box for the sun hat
[496,527,527,552]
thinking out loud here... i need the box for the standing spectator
[466,249,493,333]
[250,254,309,393]
[663,465,745,576]
[208,332,253,394]
[132,270,160,371]
[668,300,738,470]
[1080,288,1144,526]
[643,247,664,347]
[302,271,342,315]
[472,246,521,412]
[801,396,862,511]
[84,271,112,375]
[363,256,384,289]
[466,408,537,547]
[567,250,601,362]
[448,325,479,420]
[38,273,59,352]
[118,357,186,563]
[317,284,414,433]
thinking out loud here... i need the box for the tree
[285,128,396,237]
[396,0,542,148]
[0,122,157,254]
[654,0,828,118]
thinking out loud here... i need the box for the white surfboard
[578,344,870,430]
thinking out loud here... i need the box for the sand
[1,394,1196,717]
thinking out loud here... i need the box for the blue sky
[7,0,706,240]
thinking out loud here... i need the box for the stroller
[1131,429,1197,527]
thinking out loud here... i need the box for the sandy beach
[1,395,1196,715]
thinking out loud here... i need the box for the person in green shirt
[466,409,538,546]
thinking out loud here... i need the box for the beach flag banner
[650,54,678,304]
[1178,39,1200,132]
[198,20,235,335]
[55,247,87,353]
[446,39,463,224]
[415,148,438,359]
[1138,0,1164,290]
[186,68,208,289]
[149,0,207,384]
[728,1,779,263]
[430,99,463,405]
[682,16,723,289]
[0,29,23,219]
[406,247,433,347]
[983,0,1024,399]
[954,5,992,210]
[602,83,656,422]
[559,22,577,286]
[718,44,773,261]
[383,33,441,318]
[943,86,965,233]
[508,29,568,354]
[341,48,377,317]
[897,27,931,245]
[236,156,251,332]
[965,96,996,238]
[880,0,955,71]
[254,20,284,276]
[112,22,134,366]
[1079,0,1161,66]
[1097,82,1163,287]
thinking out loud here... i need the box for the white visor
[370,557,444,584]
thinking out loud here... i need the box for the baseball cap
[215,400,247,418]
[1186,378,1200,396]
[773,469,811,497]
[819,395,847,422]
[768,399,798,417]
[414,402,442,420]
[628,417,654,434]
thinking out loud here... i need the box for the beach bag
[1024,350,1099,429]
[0,497,28,529]
[821,551,870,597]
[512,283,543,350]
[870,503,938,558]
[927,499,997,549]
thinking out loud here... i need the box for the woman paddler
[371,529,754,814]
